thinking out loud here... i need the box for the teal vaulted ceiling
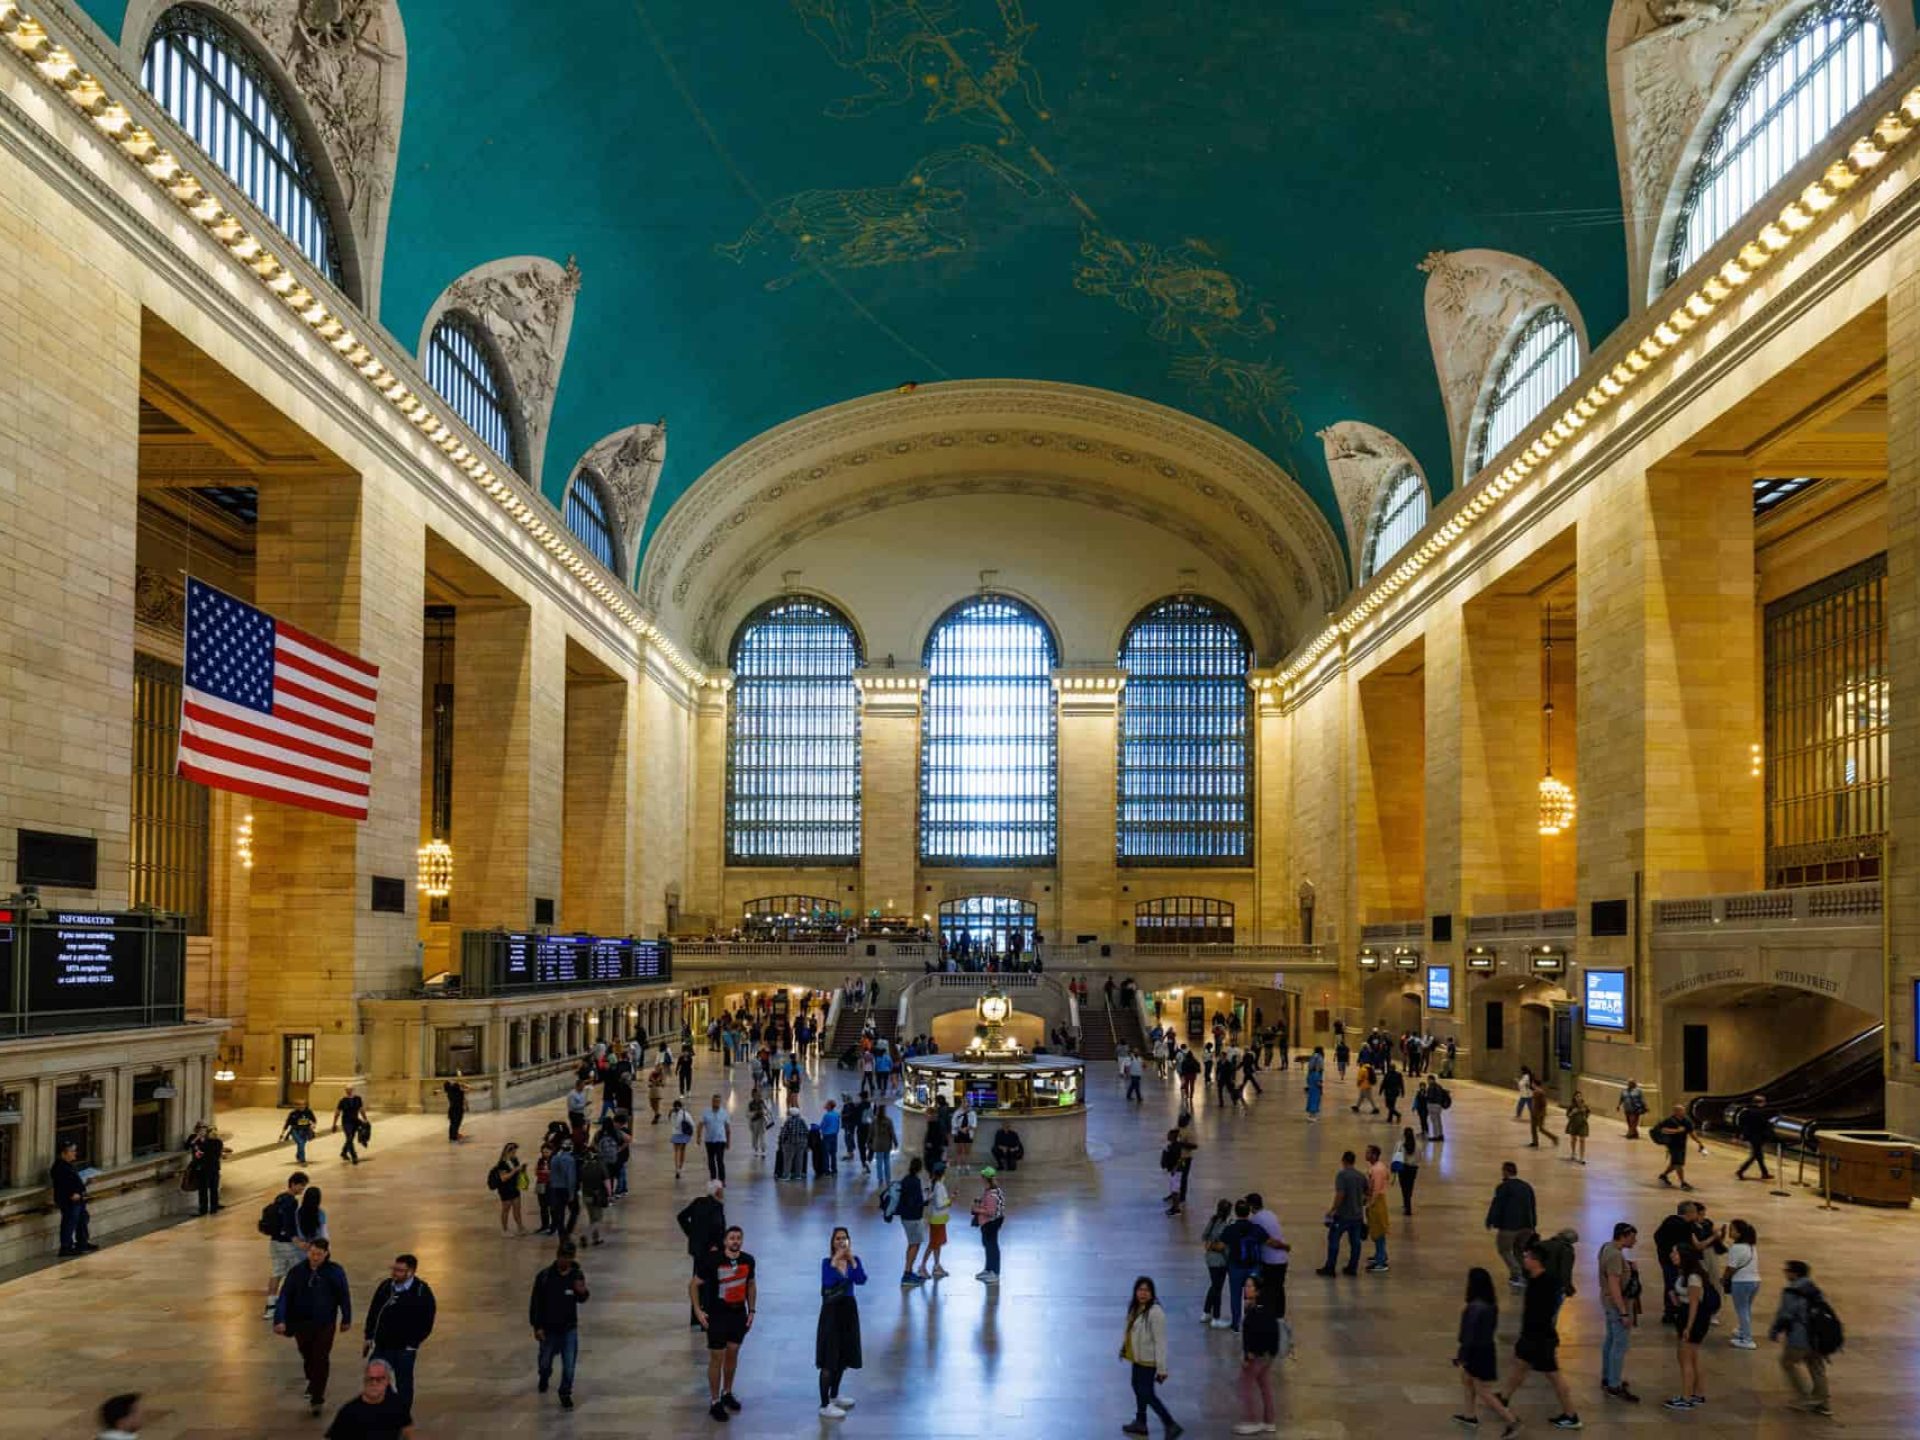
[78,0,1631,569]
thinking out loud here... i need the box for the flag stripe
[184,689,372,760]
[278,620,380,681]
[274,673,377,728]
[178,760,373,819]
[182,699,373,773]
[274,643,379,703]
[271,687,377,744]
[181,728,373,787]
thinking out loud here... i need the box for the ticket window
[436,1026,483,1076]
[54,1083,99,1167]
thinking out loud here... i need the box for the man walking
[1314,1151,1367,1276]
[50,1139,95,1257]
[894,1157,929,1286]
[678,1180,728,1328]
[1735,1094,1774,1181]
[528,1241,590,1410]
[1527,1076,1559,1149]
[689,1225,757,1422]
[1598,1222,1642,1404]
[1125,1050,1145,1104]
[1650,1103,1704,1190]
[362,1253,436,1407]
[1380,1065,1404,1125]
[547,1139,578,1239]
[443,1074,469,1143]
[1769,1260,1833,1416]
[275,1238,353,1417]
[262,1171,310,1318]
[323,1358,413,1439]
[1484,1161,1537,1289]
[1500,1243,1584,1430]
[281,1102,318,1164]
[332,1087,369,1165]
[702,1094,732,1183]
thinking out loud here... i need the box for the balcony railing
[669,940,1328,970]
[1651,883,1882,931]
[1465,909,1577,939]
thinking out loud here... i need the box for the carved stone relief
[134,565,186,633]
[572,420,668,578]
[421,256,582,491]
[124,0,408,312]
[1316,421,1426,584]
[1418,249,1586,483]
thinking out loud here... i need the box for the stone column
[1252,677,1290,940]
[563,668,633,935]
[1055,668,1122,939]
[855,669,926,915]
[1354,664,1425,925]
[1422,609,1465,1045]
[1886,231,1920,1131]
[687,680,731,930]
[1460,596,1547,914]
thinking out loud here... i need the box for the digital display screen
[1426,965,1452,1011]
[1584,969,1630,1032]
[26,912,146,1014]
[491,933,671,991]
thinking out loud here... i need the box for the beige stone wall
[562,668,632,935]
[1354,659,1426,924]
[1888,228,1920,1132]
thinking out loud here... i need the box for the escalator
[1687,1025,1884,1148]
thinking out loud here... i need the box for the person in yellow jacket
[1119,1276,1182,1438]
[1364,1143,1392,1273]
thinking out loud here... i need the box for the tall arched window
[1135,896,1236,945]
[564,471,619,573]
[1668,0,1891,287]
[1117,596,1252,865]
[1469,307,1580,476]
[727,597,863,864]
[425,312,521,470]
[1361,467,1429,581]
[141,6,344,286]
[921,596,1058,864]
[938,896,1038,957]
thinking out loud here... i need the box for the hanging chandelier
[235,812,254,870]
[1538,605,1576,836]
[417,607,455,903]
[417,838,454,900]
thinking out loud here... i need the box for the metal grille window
[141,7,342,286]
[565,472,618,573]
[1362,468,1428,581]
[1469,307,1581,476]
[426,312,520,469]
[921,597,1058,864]
[1117,596,1252,865]
[131,653,210,931]
[1753,477,1820,515]
[939,895,1038,957]
[1668,0,1890,287]
[1135,896,1236,945]
[727,598,862,864]
[1764,553,1887,886]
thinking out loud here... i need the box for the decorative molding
[134,564,186,632]
[419,254,581,492]
[1606,0,1916,308]
[122,0,407,313]
[1418,249,1588,483]
[1316,421,1426,585]
[571,419,667,581]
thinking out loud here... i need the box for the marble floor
[2,1052,1914,1439]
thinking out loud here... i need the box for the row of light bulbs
[0,0,721,692]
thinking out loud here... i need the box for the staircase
[829,1004,897,1056]
[1078,1003,1148,1063]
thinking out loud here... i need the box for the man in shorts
[895,1158,929,1286]
[1499,1243,1584,1430]
[688,1225,756,1423]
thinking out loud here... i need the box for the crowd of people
[66,989,1856,1439]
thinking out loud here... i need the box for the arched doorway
[1468,974,1567,1087]
[1361,972,1422,1036]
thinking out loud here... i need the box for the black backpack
[1806,1294,1845,1356]
[1159,1141,1182,1173]
[1234,1227,1265,1269]
[257,1194,294,1240]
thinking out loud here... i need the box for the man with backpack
[1218,1200,1267,1331]
[260,1172,310,1318]
[884,1157,929,1286]
[1770,1260,1837,1416]
[362,1253,436,1406]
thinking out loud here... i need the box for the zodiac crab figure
[717,145,1043,291]
[1074,228,1276,347]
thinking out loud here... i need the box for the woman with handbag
[1722,1219,1762,1349]
[1200,1199,1233,1324]
[1118,1276,1181,1438]
[816,1227,866,1419]
[492,1142,528,1235]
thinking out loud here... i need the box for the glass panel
[54,1084,99,1167]
[739,895,843,938]
[1362,468,1429,581]
[130,1071,168,1158]
[1753,477,1820,515]
[1470,307,1580,476]
[937,895,1039,959]
[920,597,1058,864]
[1764,553,1887,886]
[130,653,210,931]
[727,598,863,864]
[1668,1,1890,286]
[141,7,342,283]
[1135,896,1237,945]
[425,313,519,469]
[1117,596,1252,864]
[564,473,618,570]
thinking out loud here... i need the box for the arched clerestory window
[141,5,345,288]
[1117,596,1252,865]
[921,596,1058,864]
[564,470,619,574]
[1667,0,1892,288]
[425,311,521,471]
[1469,306,1580,477]
[1361,467,1429,582]
[727,597,863,865]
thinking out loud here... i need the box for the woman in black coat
[816,1226,867,1417]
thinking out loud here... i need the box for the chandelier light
[235,812,254,870]
[417,838,454,900]
[1538,606,1576,836]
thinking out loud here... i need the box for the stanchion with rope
[1769,1140,1791,1198]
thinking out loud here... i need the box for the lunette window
[1469,307,1580,476]
[1361,468,1428,581]
[565,472,618,572]
[425,312,520,470]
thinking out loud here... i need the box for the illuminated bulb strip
[1271,83,1920,701]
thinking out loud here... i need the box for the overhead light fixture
[417,838,454,901]
[236,812,254,870]
[1538,605,1576,836]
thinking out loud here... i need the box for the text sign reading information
[1584,968,1630,1032]
[1425,964,1452,1012]
[26,912,146,1014]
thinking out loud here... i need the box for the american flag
[178,578,381,821]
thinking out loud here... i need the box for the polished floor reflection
[3,1051,1915,1438]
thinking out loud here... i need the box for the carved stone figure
[1317,421,1427,584]
[576,421,669,571]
